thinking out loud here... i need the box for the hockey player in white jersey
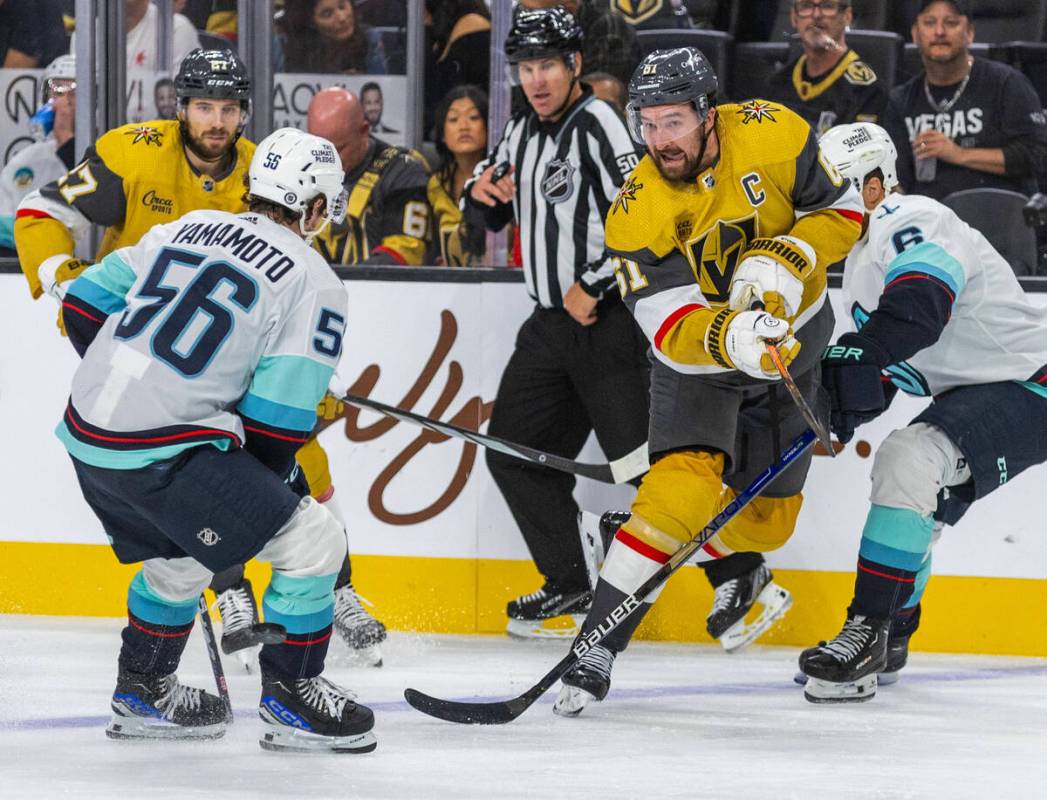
[0,54,78,253]
[57,127,376,753]
[798,122,1047,703]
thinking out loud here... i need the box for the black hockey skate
[577,509,631,589]
[106,668,228,740]
[214,577,285,672]
[259,672,376,753]
[553,643,617,717]
[333,584,387,667]
[794,604,917,688]
[506,582,592,640]
[799,612,890,703]
[706,564,792,652]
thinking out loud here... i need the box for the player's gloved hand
[821,332,891,444]
[316,392,345,422]
[728,236,813,319]
[717,309,801,380]
[38,254,90,301]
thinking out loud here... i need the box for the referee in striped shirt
[465,6,650,637]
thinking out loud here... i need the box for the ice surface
[4,615,1046,799]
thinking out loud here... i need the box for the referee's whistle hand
[470,164,516,206]
[564,282,598,326]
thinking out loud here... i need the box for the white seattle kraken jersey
[57,209,347,469]
[842,193,1047,397]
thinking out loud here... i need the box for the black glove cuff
[836,331,892,369]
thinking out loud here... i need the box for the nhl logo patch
[197,527,220,546]
[540,158,576,204]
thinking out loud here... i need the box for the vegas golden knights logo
[684,214,758,302]
[613,0,664,26]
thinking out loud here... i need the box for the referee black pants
[486,302,650,591]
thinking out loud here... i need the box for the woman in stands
[281,0,387,74]
[428,85,489,267]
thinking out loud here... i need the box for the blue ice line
[5,663,1047,732]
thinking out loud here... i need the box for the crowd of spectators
[5,0,1047,272]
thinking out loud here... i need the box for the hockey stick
[403,428,817,724]
[197,594,234,724]
[342,393,649,484]
[764,343,835,457]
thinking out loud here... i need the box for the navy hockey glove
[821,333,891,444]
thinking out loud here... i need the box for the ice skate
[794,628,909,687]
[553,643,616,717]
[799,612,890,703]
[707,564,792,652]
[106,669,228,740]
[333,584,387,667]
[214,577,261,672]
[505,582,592,640]
[578,509,631,589]
[259,672,376,753]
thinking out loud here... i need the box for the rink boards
[1,268,1046,656]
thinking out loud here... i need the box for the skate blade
[719,583,793,653]
[552,684,597,717]
[803,673,878,704]
[106,714,226,741]
[506,614,583,640]
[794,669,900,687]
[236,647,259,674]
[259,724,376,754]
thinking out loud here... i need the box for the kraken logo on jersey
[613,0,664,25]
[612,175,643,215]
[737,101,779,125]
[541,158,577,204]
[684,214,758,302]
[125,125,164,146]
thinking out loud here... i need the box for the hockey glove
[821,332,891,444]
[728,236,814,319]
[707,308,801,380]
[38,254,90,301]
[316,392,345,422]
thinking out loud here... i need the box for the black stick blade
[403,688,526,725]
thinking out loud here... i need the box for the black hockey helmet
[504,6,583,65]
[175,48,251,104]
[626,47,718,143]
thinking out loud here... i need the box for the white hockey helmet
[248,127,348,240]
[819,122,899,194]
[43,54,76,99]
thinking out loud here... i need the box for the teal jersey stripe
[904,554,933,609]
[83,250,137,298]
[884,241,966,298]
[1017,380,1047,401]
[238,392,316,432]
[128,571,199,626]
[0,215,13,248]
[55,419,231,469]
[67,274,127,315]
[861,504,934,554]
[859,537,927,572]
[262,572,338,634]
[249,354,333,412]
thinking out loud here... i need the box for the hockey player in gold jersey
[555,48,863,716]
[15,49,255,303]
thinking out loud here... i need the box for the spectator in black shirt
[424,0,490,137]
[765,1,887,136]
[0,0,67,68]
[611,0,694,30]
[517,0,642,86]
[885,0,1047,199]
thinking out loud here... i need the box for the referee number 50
[613,257,648,298]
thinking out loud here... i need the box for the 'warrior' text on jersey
[843,193,1047,397]
[56,209,347,472]
[15,119,254,298]
[605,100,862,376]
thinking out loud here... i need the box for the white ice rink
[4,614,1047,800]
